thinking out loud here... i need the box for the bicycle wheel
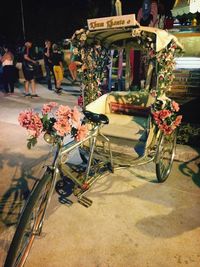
[4,168,53,267]
[155,130,177,182]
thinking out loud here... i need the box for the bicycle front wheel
[155,130,177,183]
[4,168,53,267]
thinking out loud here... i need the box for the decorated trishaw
[71,14,183,182]
[4,14,183,267]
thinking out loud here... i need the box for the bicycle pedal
[78,196,93,208]
[59,196,73,206]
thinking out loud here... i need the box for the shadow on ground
[0,150,50,228]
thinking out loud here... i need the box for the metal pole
[115,0,122,16]
[111,0,115,16]
[20,0,26,40]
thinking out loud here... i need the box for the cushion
[101,113,149,141]
[109,102,150,117]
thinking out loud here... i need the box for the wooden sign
[87,14,137,31]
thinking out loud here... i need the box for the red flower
[153,111,161,124]
[159,123,173,135]
[174,115,182,127]
[159,110,171,120]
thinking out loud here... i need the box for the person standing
[68,46,82,84]
[0,46,15,94]
[51,44,64,94]
[137,0,158,27]
[22,41,38,97]
[43,40,56,90]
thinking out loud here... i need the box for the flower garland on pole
[132,29,183,135]
[71,29,110,106]
[151,40,183,135]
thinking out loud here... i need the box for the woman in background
[137,0,158,27]
[0,46,15,94]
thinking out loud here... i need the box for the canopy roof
[172,0,200,16]
[86,25,183,52]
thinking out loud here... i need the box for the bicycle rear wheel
[155,130,177,182]
[4,168,53,267]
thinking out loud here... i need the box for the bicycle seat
[83,110,109,125]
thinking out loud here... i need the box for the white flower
[147,37,152,42]
[132,29,141,37]
[157,95,171,108]
[80,33,87,41]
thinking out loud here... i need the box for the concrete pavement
[0,80,200,267]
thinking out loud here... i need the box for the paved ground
[0,81,200,267]
[25,160,200,267]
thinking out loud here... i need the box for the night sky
[0,0,175,45]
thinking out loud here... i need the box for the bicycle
[4,110,113,267]
[4,106,177,267]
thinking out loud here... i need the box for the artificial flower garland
[72,27,182,135]
[132,29,182,134]
[71,29,109,106]
[18,102,88,149]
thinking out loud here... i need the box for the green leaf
[27,137,37,149]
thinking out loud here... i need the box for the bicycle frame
[36,122,112,207]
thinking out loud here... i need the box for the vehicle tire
[155,130,177,183]
[4,168,53,267]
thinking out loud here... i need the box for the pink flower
[53,119,72,136]
[42,102,58,115]
[42,104,51,115]
[172,101,180,112]
[71,106,81,124]
[56,105,71,119]
[18,110,43,137]
[75,125,88,141]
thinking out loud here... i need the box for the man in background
[43,40,56,90]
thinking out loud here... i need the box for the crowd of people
[0,39,80,97]
[0,0,185,98]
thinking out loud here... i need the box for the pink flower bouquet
[18,102,88,149]
[151,96,182,135]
